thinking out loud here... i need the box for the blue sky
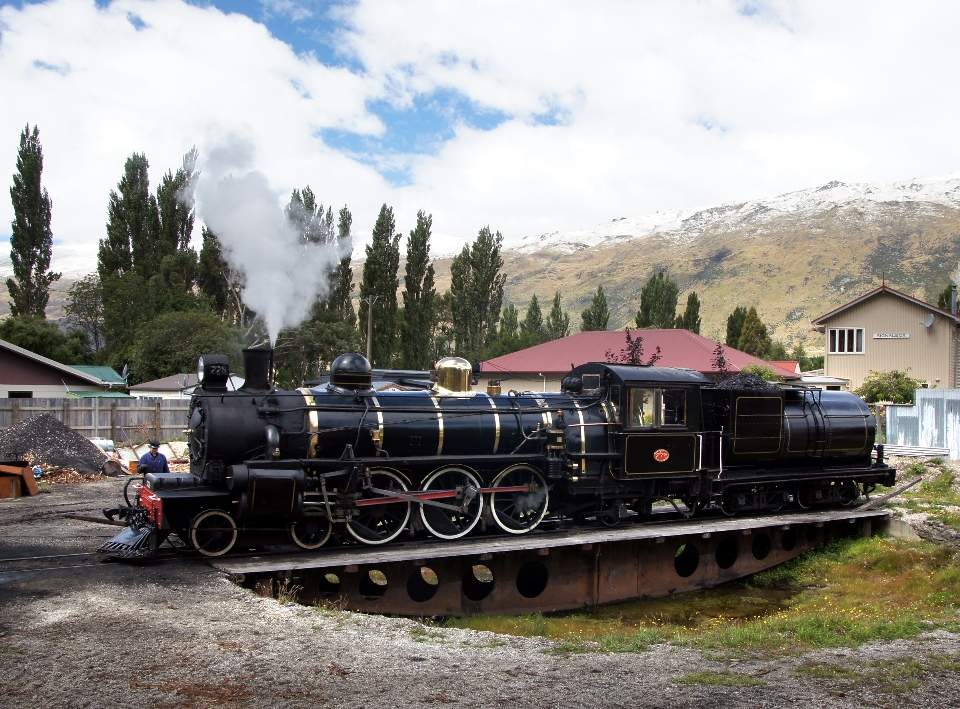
[2,0,960,276]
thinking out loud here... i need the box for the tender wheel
[418,467,483,540]
[796,486,815,509]
[290,515,333,550]
[489,465,549,534]
[189,510,238,557]
[346,469,411,545]
[838,481,860,506]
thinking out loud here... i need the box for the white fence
[886,389,960,459]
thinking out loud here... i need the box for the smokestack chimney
[240,348,274,393]
[952,284,957,315]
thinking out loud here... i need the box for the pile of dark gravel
[0,414,108,473]
[716,372,781,391]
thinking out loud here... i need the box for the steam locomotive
[98,349,895,558]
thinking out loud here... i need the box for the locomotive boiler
[98,348,895,558]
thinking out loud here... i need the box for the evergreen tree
[64,274,105,364]
[725,306,748,347]
[937,283,954,311]
[580,285,609,332]
[7,124,60,317]
[489,302,521,356]
[154,147,199,290]
[358,204,401,366]
[635,271,679,328]
[737,306,772,357]
[328,206,356,326]
[400,211,436,369]
[544,291,571,341]
[675,292,702,334]
[449,226,506,358]
[430,291,455,362]
[768,340,789,361]
[520,295,545,347]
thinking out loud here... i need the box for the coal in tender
[716,373,781,391]
[0,414,109,473]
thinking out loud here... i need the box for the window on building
[7,391,33,398]
[828,328,864,354]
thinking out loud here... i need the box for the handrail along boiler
[99,348,895,558]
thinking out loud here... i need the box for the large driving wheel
[489,465,548,534]
[419,467,483,540]
[189,509,238,557]
[290,515,333,550]
[346,469,411,545]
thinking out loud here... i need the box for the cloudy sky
[1,0,959,276]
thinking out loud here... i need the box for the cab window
[628,388,687,428]
[661,389,687,426]
[629,388,656,427]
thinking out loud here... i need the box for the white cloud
[3,0,960,279]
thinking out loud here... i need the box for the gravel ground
[1,479,959,708]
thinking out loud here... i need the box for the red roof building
[480,329,799,392]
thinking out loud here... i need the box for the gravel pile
[716,372,781,390]
[0,413,109,473]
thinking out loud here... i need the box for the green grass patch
[445,537,960,657]
[794,655,960,694]
[672,671,762,687]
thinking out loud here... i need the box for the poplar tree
[489,302,521,356]
[635,271,679,328]
[328,206,356,326]
[7,124,60,317]
[359,204,401,366]
[737,306,772,357]
[544,291,570,341]
[400,211,436,369]
[725,306,748,347]
[450,226,506,358]
[520,295,545,347]
[580,285,609,331]
[675,292,702,334]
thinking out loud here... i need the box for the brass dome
[434,357,473,393]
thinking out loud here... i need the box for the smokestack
[240,348,274,393]
[951,284,957,315]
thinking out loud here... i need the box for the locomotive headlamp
[197,354,230,391]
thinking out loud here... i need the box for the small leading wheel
[290,515,333,550]
[419,467,483,540]
[346,469,411,545]
[189,509,238,557]
[489,464,549,534]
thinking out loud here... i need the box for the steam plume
[196,136,349,344]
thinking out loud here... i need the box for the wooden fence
[0,398,192,443]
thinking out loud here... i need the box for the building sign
[873,333,910,339]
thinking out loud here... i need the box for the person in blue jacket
[138,440,170,475]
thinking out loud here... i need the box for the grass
[672,671,762,687]
[444,536,960,657]
[794,654,960,694]
[897,462,960,531]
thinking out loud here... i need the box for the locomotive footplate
[212,508,892,616]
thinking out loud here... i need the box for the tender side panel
[623,433,698,474]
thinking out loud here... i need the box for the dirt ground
[1,479,959,708]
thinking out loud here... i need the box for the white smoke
[196,135,349,344]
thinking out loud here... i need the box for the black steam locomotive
[99,349,895,558]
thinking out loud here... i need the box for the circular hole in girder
[462,564,494,602]
[516,561,549,599]
[674,543,700,578]
[715,537,739,570]
[781,529,798,552]
[407,566,440,603]
[318,573,341,595]
[752,533,772,560]
[358,569,389,600]
[806,525,820,543]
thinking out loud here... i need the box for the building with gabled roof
[480,329,799,392]
[811,284,960,391]
[0,339,121,398]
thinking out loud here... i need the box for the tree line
[3,124,823,388]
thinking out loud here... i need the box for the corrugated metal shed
[887,389,960,459]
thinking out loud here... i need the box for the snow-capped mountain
[514,173,960,255]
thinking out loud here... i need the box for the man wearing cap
[138,440,170,475]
